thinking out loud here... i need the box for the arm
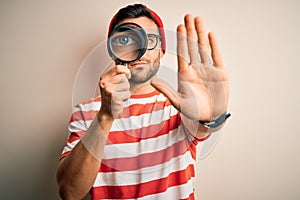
[180,113,226,140]
[56,65,131,200]
[56,111,113,199]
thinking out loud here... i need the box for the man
[57,4,230,200]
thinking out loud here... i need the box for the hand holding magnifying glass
[100,22,149,118]
[103,22,162,117]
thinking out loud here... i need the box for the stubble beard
[128,57,160,84]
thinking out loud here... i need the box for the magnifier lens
[111,30,141,61]
[108,23,147,64]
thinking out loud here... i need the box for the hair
[110,4,156,30]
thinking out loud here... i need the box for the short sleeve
[60,104,88,159]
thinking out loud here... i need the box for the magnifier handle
[115,60,128,67]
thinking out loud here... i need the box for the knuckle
[116,100,123,107]
[121,73,128,81]
[115,64,125,72]
[118,74,125,82]
[99,79,106,88]
[115,65,121,71]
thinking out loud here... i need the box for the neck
[129,78,156,95]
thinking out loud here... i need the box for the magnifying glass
[107,22,148,66]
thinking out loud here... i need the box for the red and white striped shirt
[61,90,207,199]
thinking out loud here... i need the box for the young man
[57,4,230,200]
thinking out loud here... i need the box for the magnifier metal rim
[107,22,148,64]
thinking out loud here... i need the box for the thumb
[150,77,180,111]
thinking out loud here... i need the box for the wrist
[199,112,231,128]
[97,109,114,133]
[98,110,114,120]
[98,104,114,119]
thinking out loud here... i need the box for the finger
[184,14,200,65]
[100,75,130,92]
[105,81,130,93]
[177,24,189,72]
[115,91,131,101]
[195,16,210,64]
[102,65,131,79]
[115,65,131,79]
[115,81,130,93]
[100,74,125,88]
[150,77,180,111]
[111,91,131,106]
[103,73,128,84]
[208,32,224,67]
[111,94,123,118]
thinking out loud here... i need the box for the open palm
[152,14,229,121]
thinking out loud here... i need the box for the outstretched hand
[151,14,229,121]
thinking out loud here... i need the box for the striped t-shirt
[61,90,207,199]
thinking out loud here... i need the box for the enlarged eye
[112,35,136,46]
[119,36,129,45]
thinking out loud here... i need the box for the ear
[159,48,164,58]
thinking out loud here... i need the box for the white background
[0,0,299,199]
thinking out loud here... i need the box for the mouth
[129,61,149,68]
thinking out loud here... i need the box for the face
[116,16,163,84]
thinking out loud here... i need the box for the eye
[148,35,157,43]
[112,35,136,46]
[148,37,155,45]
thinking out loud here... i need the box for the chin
[129,77,148,84]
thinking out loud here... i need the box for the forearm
[180,113,225,139]
[57,141,100,199]
[196,111,230,138]
[195,122,224,139]
[57,112,113,199]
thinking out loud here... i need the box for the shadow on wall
[0,125,68,200]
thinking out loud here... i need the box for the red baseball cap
[107,8,166,54]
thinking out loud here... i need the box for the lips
[130,61,148,66]
[129,61,149,68]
